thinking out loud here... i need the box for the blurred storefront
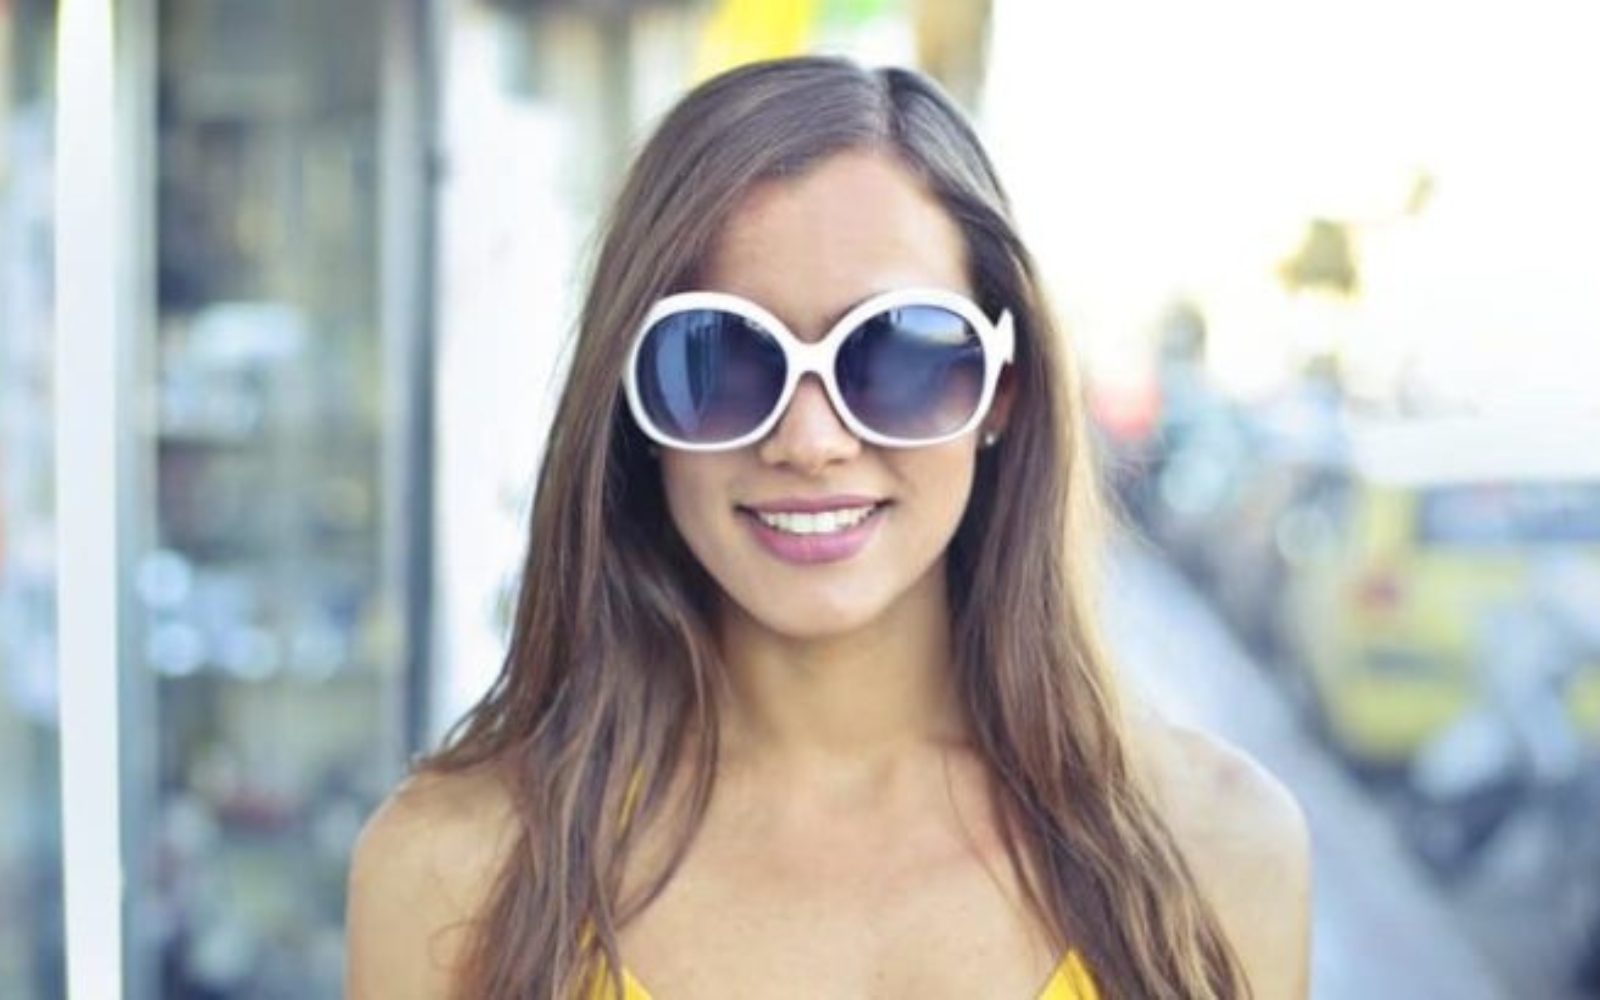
[31,0,433,995]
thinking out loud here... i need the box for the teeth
[755,505,877,535]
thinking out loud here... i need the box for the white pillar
[54,0,124,996]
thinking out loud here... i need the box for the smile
[752,504,879,536]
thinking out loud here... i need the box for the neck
[711,570,969,777]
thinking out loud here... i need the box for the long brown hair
[424,56,1248,999]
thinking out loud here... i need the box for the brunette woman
[346,56,1311,1000]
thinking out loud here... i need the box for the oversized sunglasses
[623,287,1014,451]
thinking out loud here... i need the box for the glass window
[124,0,423,995]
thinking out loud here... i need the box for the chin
[724,589,895,644]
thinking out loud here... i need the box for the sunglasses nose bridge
[786,337,835,381]
[781,336,856,428]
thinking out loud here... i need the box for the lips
[737,496,888,564]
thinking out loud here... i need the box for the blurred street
[1105,537,1543,1000]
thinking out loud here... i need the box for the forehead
[698,148,971,332]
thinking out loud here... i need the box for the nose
[756,375,862,473]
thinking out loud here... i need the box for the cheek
[659,454,725,554]
[904,445,981,536]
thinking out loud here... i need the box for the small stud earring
[980,430,1000,449]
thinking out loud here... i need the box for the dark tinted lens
[634,309,786,444]
[836,305,986,440]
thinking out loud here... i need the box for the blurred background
[3,0,1597,997]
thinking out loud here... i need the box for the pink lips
[739,495,886,565]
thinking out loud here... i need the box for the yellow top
[590,950,1099,999]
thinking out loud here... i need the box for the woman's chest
[614,810,1061,1000]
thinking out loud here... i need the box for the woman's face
[657,147,1007,642]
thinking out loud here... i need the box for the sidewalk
[1101,539,1510,1000]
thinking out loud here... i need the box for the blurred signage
[695,0,820,77]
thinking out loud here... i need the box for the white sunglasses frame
[623,287,1015,452]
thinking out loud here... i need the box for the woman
[346,56,1311,1000]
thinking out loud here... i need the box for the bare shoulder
[1135,718,1313,1000]
[345,762,520,1000]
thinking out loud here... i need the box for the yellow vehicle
[1273,415,1600,770]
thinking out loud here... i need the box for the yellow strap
[1041,950,1101,1000]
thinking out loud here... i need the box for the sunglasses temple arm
[996,310,1016,364]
